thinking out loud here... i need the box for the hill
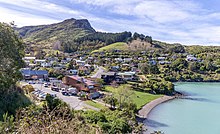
[91,38,185,53]
[15,18,132,54]
[92,42,128,53]
[15,18,96,52]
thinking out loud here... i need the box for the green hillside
[15,18,96,51]
[15,19,132,53]
[92,42,128,53]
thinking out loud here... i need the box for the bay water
[145,82,220,134]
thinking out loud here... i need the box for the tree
[22,85,34,94]
[115,85,134,109]
[0,23,24,92]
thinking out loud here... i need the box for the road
[32,84,99,111]
[91,66,106,78]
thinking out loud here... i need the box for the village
[19,49,202,110]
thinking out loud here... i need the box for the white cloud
[1,0,220,45]
[0,7,59,26]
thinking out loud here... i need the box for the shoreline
[137,93,183,133]
[137,95,176,119]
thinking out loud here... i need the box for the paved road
[32,84,99,111]
[91,66,106,78]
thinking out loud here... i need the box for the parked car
[44,83,49,87]
[61,91,69,96]
[51,87,59,92]
[61,88,66,91]
[38,92,46,97]
[28,81,35,84]
[39,93,47,98]
[67,88,78,96]
[89,92,101,99]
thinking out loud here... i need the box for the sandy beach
[138,95,176,119]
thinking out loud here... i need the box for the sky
[1,0,220,45]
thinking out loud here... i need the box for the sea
[144,82,220,134]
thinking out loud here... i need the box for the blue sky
[1,0,220,45]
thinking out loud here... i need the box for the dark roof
[21,70,48,76]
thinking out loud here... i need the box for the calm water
[145,82,220,134]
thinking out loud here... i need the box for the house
[75,60,86,66]
[21,69,48,80]
[157,57,166,61]
[23,57,36,61]
[35,59,46,65]
[101,72,117,83]
[41,62,52,67]
[88,57,94,60]
[159,61,171,65]
[62,75,100,92]
[123,58,132,63]
[66,58,72,62]
[148,59,157,65]
[186,55,197,61]
[131,67,139,72]
[110,66,120,72]
[69,69,78,75]
[115,58,123,62]
[78,64,92,75]
[23,57,36,66]
[138,57,143,60]
[122,63,130,68]
[117,71,136,81]
[61,60,68,64]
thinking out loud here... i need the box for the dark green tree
[0,22,25,92]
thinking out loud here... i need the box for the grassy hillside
[15,18,96,51]
[92,42,128,53]
[91,39,168,53]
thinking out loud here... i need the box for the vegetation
[104,85,162,109]
[4,17,220,133]
[0,94,142,133]
[92,42,128,53]
[0,22,31,120]
[15,19,132,53]
[85,100,106,109]
[0,23,24,91]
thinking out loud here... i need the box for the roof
[118,72,136,76]
[68,75,96,86]
[35,59,46,62]
[101,72,116,76]
[23,57,36,60]
[84,64,91,67]
[21,69,48,76]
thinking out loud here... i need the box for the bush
[22,85,34,94]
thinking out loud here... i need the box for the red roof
[68,76,96,86]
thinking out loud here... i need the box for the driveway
[91,66,106,78]
[32,84,99,111]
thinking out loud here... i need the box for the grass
[92,42,128,53]
[104,85,162,109]
[85,100,107,109]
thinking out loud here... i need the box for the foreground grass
[92,42,128,53]
[85,100,107,109]
[104,85,162,109]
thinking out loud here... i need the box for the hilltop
[16,18,218,55]
[15,18,132,54]
[15,18,96,52]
